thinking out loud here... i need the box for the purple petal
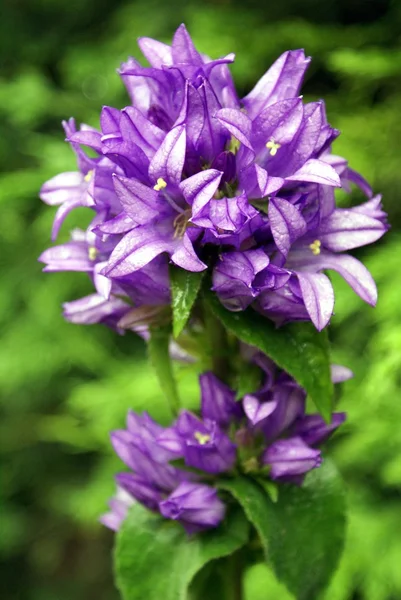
[319,207,387,251]
[120,107,165,158]
[264,436,322,480]
[331,364,353,383]
[180,169,222,218]
[172,24,203,66]
[39,242,92,272]
[200,372,240,426]
[240,163,284,199]
[69,129,103,153]
[346,167,373,198]
[105,220,177,276]
[269,197,307,256]
[138,37,173,68]
[314,251,377,306]
[252,98,303,154]
[171,231,207,272]
[243,50,311,118]
[113,175,170,224]
[148,125,186,186]
[215,108,253,150]
[63,294,129,327]
[286,158,341,187]
[243,395,277,425]
[40,172,86,206]
[293,413,346,446]
[297,271,334,330]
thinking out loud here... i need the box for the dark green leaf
[265,460,347,600]
[170,266,204,338]
[221,461,346,600]
[114,504,249,600]
[148,323,180,416]
[219,476,271,560]
[206,291,333,420]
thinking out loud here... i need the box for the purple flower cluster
[39,24,387,331]
[102,355,350,533]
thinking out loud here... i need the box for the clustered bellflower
[101,354,351,533]
[39,24,388,332]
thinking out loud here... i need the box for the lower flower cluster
[102,355,350,533]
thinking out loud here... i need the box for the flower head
[39,24,387,331]
[102,355,349,531]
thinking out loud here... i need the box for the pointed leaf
[170,266,204,338]
[218,477,271,560]
[220,460,346,600]
[115,503,249,600]
[266,461,346,600]
[148,323,180,416]
[206,291,333,420]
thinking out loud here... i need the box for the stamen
[194,431,211,445]
[84,170,93,183]
[88,246,98,261]
[266,139,281,156]
[153,177,167,191]
[309,239,321,255]
[173,211,190,239]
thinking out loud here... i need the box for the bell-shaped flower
[263,436,322,482]
[174,411,237,474]
[159,482,226,534]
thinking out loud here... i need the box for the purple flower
[159,482,225,534]
[174,411,237,474]
[292,412,346,446]
[110,412,184,490]
[100,486,135,531]
[40,24,387,331]
[116,472,163,512]
[212,249,270,311]
[102,363,349,531]
[63,294,130,331]
[263,437,322,482]
[200,372,242,427]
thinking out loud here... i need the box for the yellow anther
[266,139,281,156]
[309,239,321,255]
[84,170,93,183]
[153,177,167,191]
[194,432,211,445]
[88,246,98,261]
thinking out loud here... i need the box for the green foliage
[2,0,401,598]
[206,291,333,420]
[219,477,272,561]
[221,462,346,600]
[115,504,249,600]
[170,266,204,338]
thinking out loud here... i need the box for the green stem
[225,551,244,600]
[203,304,232,382]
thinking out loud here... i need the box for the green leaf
[148,324,180,416]
[206,291,333,420]
[266,460,347,600]
[221,461,347,600]
[114,504,249,600]
[235,361,263,400]
[219,476,271,560]
[170,266,204,338]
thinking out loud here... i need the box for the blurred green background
[1,0,401,598]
